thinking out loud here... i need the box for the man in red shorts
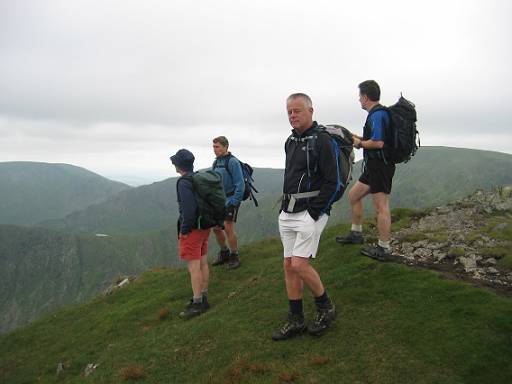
[171,149,210,319]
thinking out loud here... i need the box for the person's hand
[179,233,189,239]
[353,137,362,149]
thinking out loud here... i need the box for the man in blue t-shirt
[336,80,396,261]
[211,136,245,270]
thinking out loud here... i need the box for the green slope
[1,220,511,383]
[0,225,181,334]
[0,162,130,226]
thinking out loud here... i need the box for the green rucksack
[180,170,227,229]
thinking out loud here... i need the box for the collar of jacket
[368,104,384,114]
[291,121,319,138]
[216,151,232,160]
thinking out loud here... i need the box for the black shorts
[225,204,240,222]
[359,158,396,194]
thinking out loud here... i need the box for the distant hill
[1,221,511,383]
[40,147,512,242]
[0,224,181,334]
[40,167,284,238]
[0,162,130,226]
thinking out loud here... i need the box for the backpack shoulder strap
[223,153,234,179]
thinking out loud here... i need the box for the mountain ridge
[0,161,131,226]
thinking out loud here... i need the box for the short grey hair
[287,93,313,108]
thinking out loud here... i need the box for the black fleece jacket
[281,122,338,220]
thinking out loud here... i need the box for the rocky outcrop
[392,186,512,289]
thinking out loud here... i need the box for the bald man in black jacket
[272,93,337,341]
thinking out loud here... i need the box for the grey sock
[193,296,202,304]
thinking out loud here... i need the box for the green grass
[472,214,512,271]
[1,224,512,383]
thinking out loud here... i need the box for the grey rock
[459,256,478,272]
[433,250,447,262]
[413,248,432,259]
[493,223,508,232]
[483,258,497,265]
[84,363,99,377]
[500,185,512,199]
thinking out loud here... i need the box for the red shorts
[179,229,210,261]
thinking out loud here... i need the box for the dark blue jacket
[176,172,197,235]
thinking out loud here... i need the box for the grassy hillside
[0,225,182,334]
[1,219,511,383]
[0,162,130,226]
[40,147,512,243]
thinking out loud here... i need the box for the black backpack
[317,124,354,203]
[382,94,420,163]
[213,154,259,207]
[286,124,354,204]
[179,170,226,229]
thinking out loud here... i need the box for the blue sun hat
[170,149,195,172]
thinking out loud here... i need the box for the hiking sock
[193,296,202,304]
[351,224,362,232]
[201,289,208,298]
[288,299,304,316]
[314,291,330,307]
[378,240,391,250]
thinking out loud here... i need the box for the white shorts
[279,210,329,259]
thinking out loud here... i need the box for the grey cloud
[0,0,511,184]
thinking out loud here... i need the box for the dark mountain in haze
[0,162,130,226]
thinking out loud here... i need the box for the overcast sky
[1,0,510,185]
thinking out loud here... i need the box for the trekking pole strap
[284,190,320,211]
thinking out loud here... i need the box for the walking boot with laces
[201,294,210,311]
[360,245,392,261]
[336,230,364,244]
[212,248,230,266]
[271,313,306,341]
[307,301,336,336]
[179,300,204,320]
[227,252,241,270]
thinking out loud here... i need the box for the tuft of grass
[277,371,299,382]
[157,307,170,321]
[310,355,330,366]
[400,232,428,243]
[448,247,465,258]
[119,364,144,381]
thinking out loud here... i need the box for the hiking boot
[179,300,204,320]
[360,245,392,261]
[212,248,230,266]
[202,295,210,311]
[227,252,241,270]
[271,313,306,341]
[307,301,336,337]
[336,230,364,244]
